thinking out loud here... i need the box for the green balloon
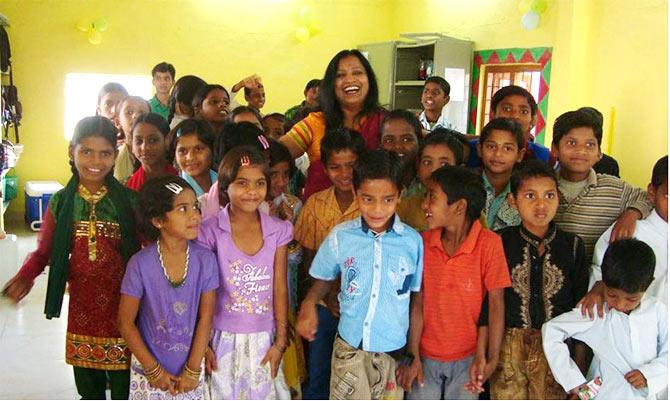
[531,0,547,14]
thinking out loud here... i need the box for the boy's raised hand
[296,302,319,341]
[610,209,641,242]
[624,369,647,389]
[396,358,424,392]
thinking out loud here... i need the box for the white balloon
[521,10,540,30]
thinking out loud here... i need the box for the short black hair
[262,113,286,131]
[480,118,525,150]
[424,76,450,96]
[601,239,655,294]
[97,82,128,105]
[491,85,538,117]
[510,160,558,195]
[419,129,464,166]
[231,105,262,125]
[430,165,486,223]
[577,106,604,127]
[215,121,267,166]
[320,128,367,165]
[651,155,668,189]
[552,109,603,147]
[268,139,297,179]
[353,149,403,192]
[132,112,170,138]
[151,62,176,80]
[138,175,195,241]
[381,109,422,141]
[304,79,321,93]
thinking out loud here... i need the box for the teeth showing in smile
[425,212,432,218]
[88,168,101,173]
[425,100,434,105]
[344,86,360,94]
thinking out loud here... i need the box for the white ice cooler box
[25,181,64,231]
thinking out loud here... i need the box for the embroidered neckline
[78,184,108,262]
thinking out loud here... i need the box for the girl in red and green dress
[3,116,139,399]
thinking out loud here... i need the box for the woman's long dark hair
[319,49,381,132]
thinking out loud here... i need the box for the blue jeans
[405,355,477,400]
[303,304,339,399]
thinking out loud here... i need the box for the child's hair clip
[165,182,184,195]
[240,155,251,166]
[257,135,270,150]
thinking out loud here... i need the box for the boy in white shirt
[542,239,668,399]
[582,155,668,311]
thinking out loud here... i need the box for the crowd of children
[1,53,667,401]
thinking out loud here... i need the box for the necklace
[78,184,108,262]
[157,240,189,288]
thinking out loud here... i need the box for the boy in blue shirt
[297,149,424,400]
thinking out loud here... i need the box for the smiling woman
[279,49,387,200]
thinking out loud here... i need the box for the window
[64,73,153,140]
[479,64,542,136]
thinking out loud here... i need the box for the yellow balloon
[518,0,532,13]
[295,26,310,43]
[93,17,108,32]
[76,18,91,32]
[88,29,102,45]
[531,0,548,14]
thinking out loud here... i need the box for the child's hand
[578,283,606,319]
[149,369,179,396]
[396,358,424,392]
[2,275,34,303]
[177,370,199,394]
[260,345,284,378]
[624,369,647,389]
[610,209,640,242]
[296,302,319,341]
[465,354,496,394]
[204,346,217,374]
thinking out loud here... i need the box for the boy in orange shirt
[397,165,511,399]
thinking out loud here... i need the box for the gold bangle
[183,364,201,381]
[146,365,163,383]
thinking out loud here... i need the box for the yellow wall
[2,0,667,218]
[2,0,394,216]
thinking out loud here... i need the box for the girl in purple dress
[118,176,219,399]
[198,146,291,399]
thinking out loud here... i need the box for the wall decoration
[294,6,320,43]
[468,47,553,144]
[519,0,548,30]
[75,17,108,45]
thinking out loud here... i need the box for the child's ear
[444,95,450,105]
[647,183,657,204]
[150,216,164,230]
[507,192,518,210]
[455,198,468,216]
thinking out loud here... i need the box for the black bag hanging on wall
[0,24,20,143]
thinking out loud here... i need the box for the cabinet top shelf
[395,80,426,87]
[397,41,436,49]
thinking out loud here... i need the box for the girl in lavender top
[118,176,219,399]
[198,146,291,399]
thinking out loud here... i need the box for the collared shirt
[420,220,511,362]
[197,204,293,334]
[294,186,360,251]
[542,298,668,399]
[418,110,455,132]
[555,168,653,264]
[149,95,170,120]
[497,223,588,329]
[180,169,217,198]
[482,172,521,231]
[310,216,423,353]
[590,210,668,305]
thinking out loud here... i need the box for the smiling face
[334,55,369,110]
[510,176,559,236]
[356,178,400,232]
[175,133,213,179]
[132,122,167,169]
[305,86,319,107]
[246,86,266,110]
[380,118,418,164]
[119,98,150,144]
[421,82,449,112]
[553,127,601,180]
[70,136,117,189]
[493,94,536,141]
[324,149,357,195]
[478,129,524,175]
[227,165,267,213]
[421,179,464,229]
[199,89,230,124]
[417,144,457,187]
[156,188,201,241]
